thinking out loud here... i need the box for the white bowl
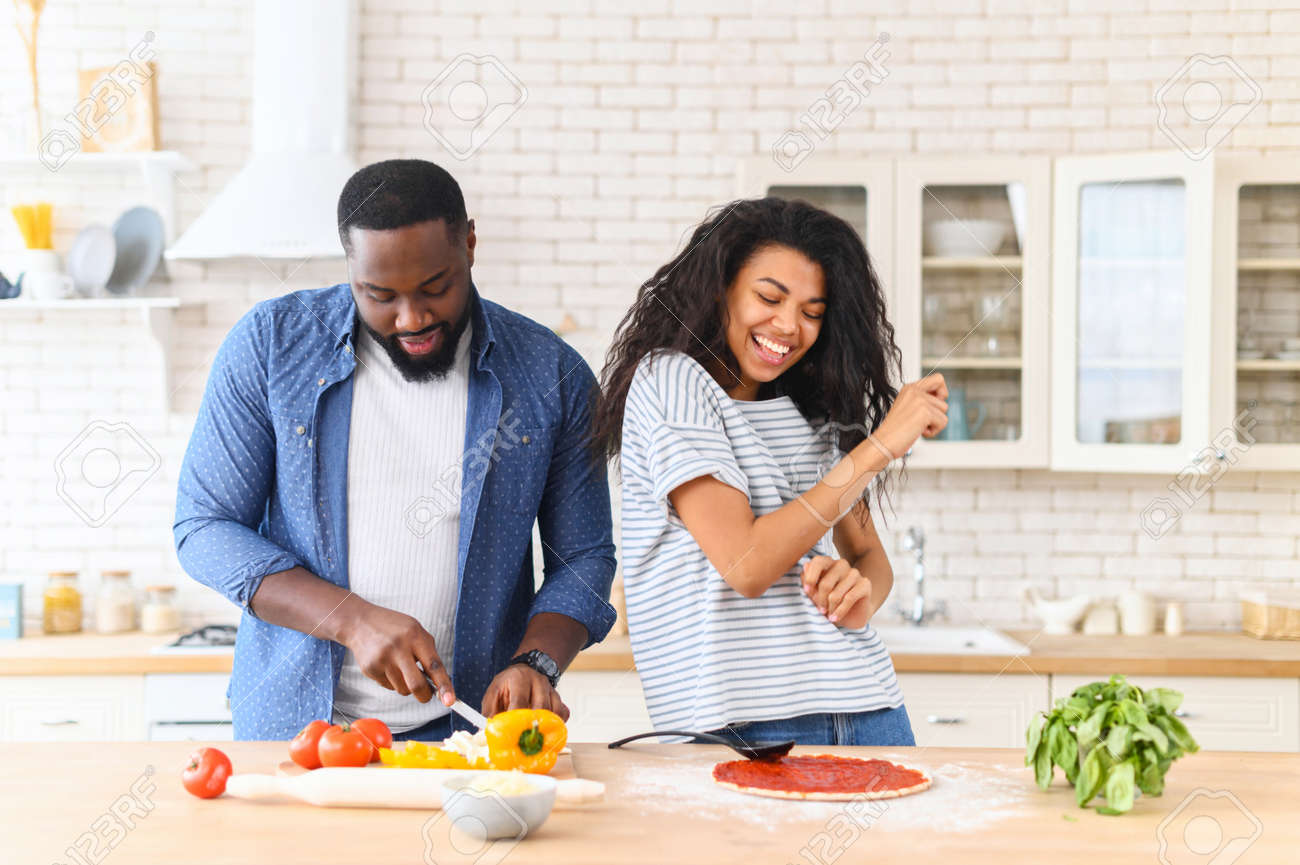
[924,218,1009,257]
[439,773,556,841]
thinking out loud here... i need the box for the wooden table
[2,742,1294,864]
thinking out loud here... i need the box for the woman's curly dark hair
[593,196,903,516]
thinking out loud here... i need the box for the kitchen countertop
[1,741,1293,864]
[6,628,1300,677]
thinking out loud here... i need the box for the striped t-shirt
[620,350,903,733]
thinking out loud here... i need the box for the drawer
[559,671,653,744]
[1051,675,1300,753]
[144,673,232,723]
[148,721,235,742]
[0,675,145,741]
[897,673,1050,748]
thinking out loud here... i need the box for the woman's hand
[801,555,874,629]
[871,373,949,459]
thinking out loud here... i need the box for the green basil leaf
[1059,732,1079,786]
[1077,704,1108,750]
[1158,713,1200,754]
[1105,723,1133,761]
[1095,806,1125,816]
[1103,760,1136,813]
[1076,747,1105,807]
[1132,720,1170,755]
[1034,741,1053,789]
[1026,713,1047,764]
[1144,687,1183,715]
[1137,757,1165,797]
[1118,699,1147,727]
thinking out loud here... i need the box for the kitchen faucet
[900,525,945,626]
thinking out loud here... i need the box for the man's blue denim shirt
[174,284,616,739]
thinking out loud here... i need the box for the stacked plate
[66,205,165,296]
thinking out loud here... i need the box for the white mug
[16,250,75,300]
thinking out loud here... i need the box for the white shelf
[922,255,1022,271]
[1237,358,1300,372]
[922,356,1022,370]
[0,296,184,310]
[0,150,194,171]
[1237,257,1300,271]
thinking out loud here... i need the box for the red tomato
[351,718,393,763]
[289,719,331,770]
[318,724,373,768]
[182,747,233,799]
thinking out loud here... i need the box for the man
[174,159,616,740]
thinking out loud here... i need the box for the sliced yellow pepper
[484,709,567,774]
[378,741,489,770]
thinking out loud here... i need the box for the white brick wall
[1,1,1298,632]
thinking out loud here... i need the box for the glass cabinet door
[1212,157,1300,470]
[1075,179,1186,446]
[895,158,1051,467]
[1052,153,1213,472]
[737,158,895,318]
[1233,182,1300,446]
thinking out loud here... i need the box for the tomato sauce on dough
[713,755,927,794]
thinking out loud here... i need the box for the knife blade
[420,668,489,730]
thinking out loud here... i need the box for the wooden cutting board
[274,752,579,779]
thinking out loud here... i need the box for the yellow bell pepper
[484,709,567,774]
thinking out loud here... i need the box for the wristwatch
[508,649,560,687]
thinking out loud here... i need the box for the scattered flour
[615,751,1035,835]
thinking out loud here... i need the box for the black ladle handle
[608,730,731,749]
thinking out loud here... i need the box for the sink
[870,625,1031,655]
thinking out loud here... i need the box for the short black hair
[337,159,468,252]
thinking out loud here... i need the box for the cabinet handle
[926,715,965,725]
[39,719,80,727]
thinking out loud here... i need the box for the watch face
[533,650,558,678]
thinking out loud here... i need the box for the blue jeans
[706,705,916,747]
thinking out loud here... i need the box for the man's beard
[359,305,471,383]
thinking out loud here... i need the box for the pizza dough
[712,754,932,802]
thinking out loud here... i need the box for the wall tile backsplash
[2,0,1298,631]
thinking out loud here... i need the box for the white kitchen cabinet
[894,157,1052,467]
[0,675,145,741]
[737,157,896,317]
[143,673,232,742]
[1210,156,1300,470]
[896,673,1050,748]
[1051,151,1216,472]
[1051,674,1300,753]
[559,671,653,744]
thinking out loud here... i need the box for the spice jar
[141,585,181,634]
[95,570,136,634]
[43,571,83,634]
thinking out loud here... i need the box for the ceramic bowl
[924,218,1009,257]
[439,773,557,841]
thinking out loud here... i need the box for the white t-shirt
[619,350,903,733]
[332,323,472,731]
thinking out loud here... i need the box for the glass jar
[42,571,83,634]
[95,570,136,634]
[141,585,181,634]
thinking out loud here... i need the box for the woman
[594,197,949,747]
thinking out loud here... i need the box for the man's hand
[339,599,455,707]
[482,664,570,721]
[801,555,873,630]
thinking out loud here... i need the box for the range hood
[167,0,358,260]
